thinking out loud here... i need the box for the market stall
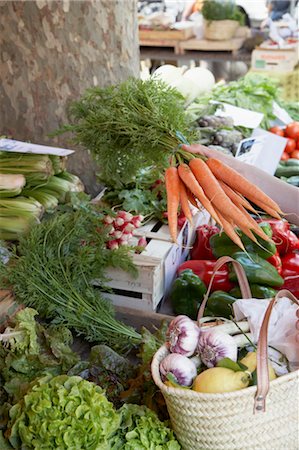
[0,1,298,448]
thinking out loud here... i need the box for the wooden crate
[99,209,210,312]
[139,24,195,41]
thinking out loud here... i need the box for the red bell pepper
[281,252,299,278]
[281,275,299,298]
[190,224,219,260]
[267,250,282,275]
[177,260,234,292]
[258,219,299,256]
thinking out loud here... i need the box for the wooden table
[140,46,252,64]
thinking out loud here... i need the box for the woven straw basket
[151,257,299,450]
[203,19,239,41]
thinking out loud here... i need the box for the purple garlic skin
[197,328,237,368]
[160,353,197,386]
[167,315,200,357]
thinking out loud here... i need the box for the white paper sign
[236,128,287,175]
[272,101,293,125]
[0,139,74,156]
[214,102,264,129]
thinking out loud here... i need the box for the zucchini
[286,175,299,187]
[285,158,299,167]
[275,166,299,178]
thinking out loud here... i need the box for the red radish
[113,230,123,239]
[114,217,125,227]
[108,226,115,235]
[107,240,119,250]
[118,239,129,246]
[123,223,135,233]
[117,211,133,221]
[131,218,142,228]
[119,233,131,242]
[138,237,147,247]
[104,215,114,224]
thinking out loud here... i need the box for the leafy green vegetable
[8,375,120,449]
[57,78,197,188]
[109,404,181,449]
[122,323,169,420]
[202,0,244,23]
[68,344,136,407]
[0,308,79,435]
[278,100,299,122]
[193,73,279,130]
[0,206,141,352]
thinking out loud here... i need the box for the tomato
[290,150,299,160]
[269,126,284,137]
[280,151,290,161]
[285,122,299,140]
[284,138,296,154]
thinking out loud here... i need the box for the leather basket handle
[197,255,252,323]
[254,289,299,414]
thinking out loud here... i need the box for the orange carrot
[213,209,246,251]
[189,158,270,241]
[219,181,257,214]
[186,188,198,209]
[235,204,274,243]
[250,200,282,220]
[179,179,193,224]
[206,158,283,214]
[165,167,180,243]
[178,163,223,227]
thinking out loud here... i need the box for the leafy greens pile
[0,205,141,352]
[5,375,181,450]
[58,78,197,189]
[7,375,120,450]
[190,73,279,130]
[110,404,181,450]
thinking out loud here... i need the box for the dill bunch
[0,206,141,352]
[58,78,197,187]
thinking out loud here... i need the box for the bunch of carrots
[165,149,282,249]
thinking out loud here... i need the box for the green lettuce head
[8,375,120,450]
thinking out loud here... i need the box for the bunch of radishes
[103,211,146,251]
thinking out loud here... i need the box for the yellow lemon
[193,367,251,393]
[240,352,277,381]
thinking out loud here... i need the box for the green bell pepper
[206,291,236,319]
[210,222,276,259]
[229,252,284,287]
[170,269,207,320]
[230,284,277,299]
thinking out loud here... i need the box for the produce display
[170,219,299,319]
[0,71,298,450]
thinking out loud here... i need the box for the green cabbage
[8,375,120,450]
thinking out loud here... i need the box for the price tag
[236,128,287,175]
[272,101,293,125]
[214,102,264,128]
[0,139,74,156]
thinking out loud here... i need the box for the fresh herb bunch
[57,78,196,188]
[202,0,244,23]
[0,206,141,352]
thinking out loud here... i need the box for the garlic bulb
[198,329,238,368]
[160,353,197,387]
[167,315,200,357]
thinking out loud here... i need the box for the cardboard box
[251,46,298,72]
